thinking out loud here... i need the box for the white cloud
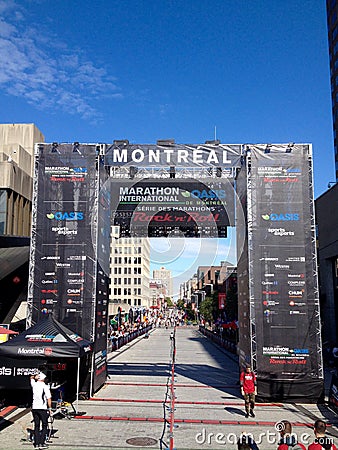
[0,3,122,122]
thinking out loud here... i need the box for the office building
[0,123,44,236]
[149,280,166,308]
[315,3,338,343]
[152,266,172,299]
[327,0,338,178]
[0,123,44,324]
[109,226,150,317]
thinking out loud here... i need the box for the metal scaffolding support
[109,165,237,180]
[307,145,324,379]
[245,148,257,371]
[26,143,42,328]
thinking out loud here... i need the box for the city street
[1,326,337,449]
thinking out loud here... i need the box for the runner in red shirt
[276,420,306,449]
[308,420,337,450]
[240,365,257,418]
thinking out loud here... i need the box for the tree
[176,299,185,310]
[166,297,174,307]
[224,285,238,321]
[199,296,214,323]
[185,303,196,321]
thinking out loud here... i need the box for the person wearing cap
[240,365,257,418]
[30,372,52,450]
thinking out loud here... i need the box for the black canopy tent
[0,314,92,410]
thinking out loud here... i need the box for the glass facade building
[327,0,338,178]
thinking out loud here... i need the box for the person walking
[308,419,337,449]
[30,372,52,450]
[276,420,306,449]
[240,365,257,418]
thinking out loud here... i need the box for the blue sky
[0,0,334,296]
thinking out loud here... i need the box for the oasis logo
[46,212,84,220]
[182,189,226,200]
[262,213,299,221]
[0,367,12,375]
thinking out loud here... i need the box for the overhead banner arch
[27,141,323,401]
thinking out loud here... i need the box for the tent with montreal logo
[0,314,92,410]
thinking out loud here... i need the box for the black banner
[246,144,322,400]
[329,373,338,412]
[92,158,110,392]
[28,144,103,342]
[0,358,42,390]
[111,178,234,237]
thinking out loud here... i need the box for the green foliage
[176,299,185,310]
[166,297,174,307]
[199,296,216,322]
[185,303,196,321]
[199,285,238,323]
[224,285,238,320]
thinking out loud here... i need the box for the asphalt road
[1,326,337,449]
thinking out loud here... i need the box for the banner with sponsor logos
[0,358,43,392]
[27,143,109,394]
[111,178,234,238]
[329,373,338,413]
[246,144,323,401]
[92,159,110,392]
[236,160,252,369]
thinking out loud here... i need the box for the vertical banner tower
[27,143,109,394]
[238,144,323,401]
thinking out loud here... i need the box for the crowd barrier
[199,325,238,354]
[108,324,153,353]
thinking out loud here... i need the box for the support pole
[76,357,80,413]
[169,327,176,450]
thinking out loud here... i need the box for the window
[333,11,338,26]
[334,42,338,56]
[333,25,338,41]
[0,190,7,235]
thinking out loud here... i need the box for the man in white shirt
[30,372,52,450]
